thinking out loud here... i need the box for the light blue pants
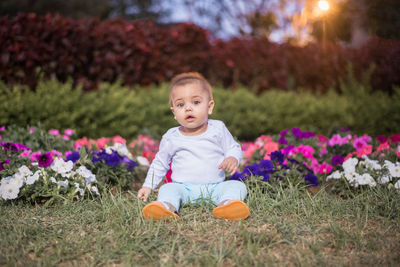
[157,180,247,211]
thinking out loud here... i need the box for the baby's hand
[219,156,239,176]
[137,187,152,202]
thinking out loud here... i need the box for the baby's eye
[177,103,184,108]
[194,100,200,105]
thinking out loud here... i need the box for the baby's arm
[219,156,239,175]
[137,186,152,202]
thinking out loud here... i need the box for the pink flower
[62,135,70,140]
[64,129,74,136]
[49,129,60,137]
[328,134,342,146]
[339,135,352,145]
[353,137,367,151]
[243,143,257,159]
[65,151,72,157]
[112,135,126,144]
[344,152,357,162]
[356,145,372,157]
[293,145,315,159]
[29,127,35,133]
[262,141,279,160]
[74,137,88,150]
[317,162,333,174]
[96,137,110,150]
[19,150,32,158]
[376,142,390,152]
[30,152,41,162]
[360,134,372,143]
[0,126,5,131]
[51,150,62,157]
[318,135,329,143]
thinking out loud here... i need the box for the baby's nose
[185,104,193,110]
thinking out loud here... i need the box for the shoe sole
[142,202,179,221]
[212,200,250,221]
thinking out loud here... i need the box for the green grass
[1,182,399,266]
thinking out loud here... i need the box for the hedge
[1,75,399,141]
[1,13,400,93]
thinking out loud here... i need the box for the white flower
[394,180,400,190]
[85,175,97,184]
[363,157,382,170]
[18,165,32,177]
[51,158,73,176]
[345,172,360,186]
[343,158,358,173]
[76,166,93,178]
[105,147,113,154]
[26,170,40,185]
[58,180,68,187]
[388,164,400,178]
[90,185,100,195]
[74,182,84,196]
[378,175,391,184]
[51,177,69,187]
[0,177,20,200]
[136,156,150,166]
[384,160,395,169]
[357,173,376,187]
[10,173,24,188]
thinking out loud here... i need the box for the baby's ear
[208,100,215,115]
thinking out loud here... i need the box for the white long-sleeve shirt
[142,119,243,190]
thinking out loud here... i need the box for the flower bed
[1,125,399,204]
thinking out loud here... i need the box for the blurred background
[1,0,399,140]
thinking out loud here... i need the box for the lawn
[1,182,399,266]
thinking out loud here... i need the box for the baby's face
[170,83,214,135]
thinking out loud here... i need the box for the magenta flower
[0,126,5,131]
[353,138,367,151]
[317,162,333,174]
[49,129,60,137]
[62,135,70,140]
[19,150,32,158]
[0,159,10,171]
[331,155,344,165]
[64,129,74,136]
[29,127,35,133]
[34,152,53,167]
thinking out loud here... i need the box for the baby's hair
[169,72,213,106]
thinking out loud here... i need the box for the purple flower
[331,155,344,165]
[1,142,18,152]
[1,142,31,152]
[376,135,386,143]
[121,156,138,171]
[282,145,294,155]
[270,151,284,164]
[230,172,245,181]
[66,151,80,163]
[280,128,289,137]
[292,128,302,138]
[304,174,318,186]
[278,136,288,145]
[35,152,53,167]
[340,127,351,132]
[259,159,274,172]
[0,159,10,171]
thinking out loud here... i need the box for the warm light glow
[318,0,330,11]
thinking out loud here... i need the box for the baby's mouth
[185,115,195,121]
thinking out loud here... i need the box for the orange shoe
[142,201,179,221]
[212,200,250,221]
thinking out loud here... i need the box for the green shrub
[1,77,399,141]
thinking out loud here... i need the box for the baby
[137,72,249,221]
